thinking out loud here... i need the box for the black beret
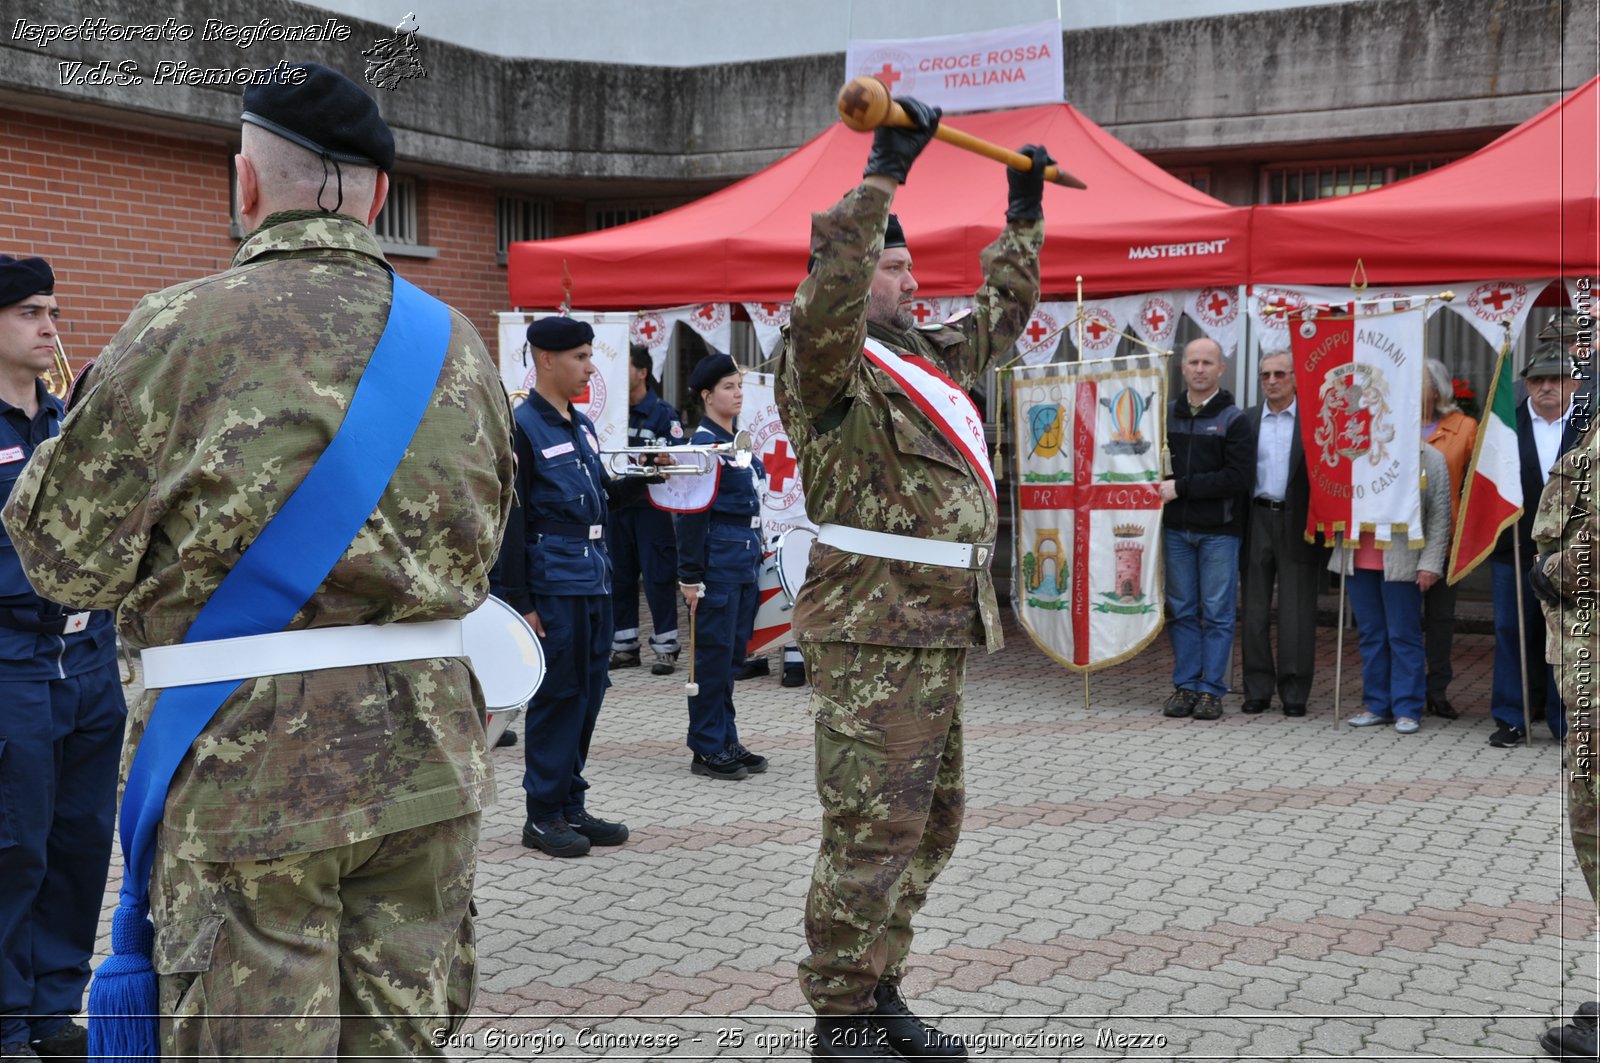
[526,315,594,352]
[0,255,54,309]
[688,352,739,394]
[884,213,908,250]
[242,63,395,172]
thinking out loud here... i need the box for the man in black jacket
[1159,337,1255,721]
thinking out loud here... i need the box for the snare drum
[462,596,546,745]
[775,527,815,602]
[747,544,792,657]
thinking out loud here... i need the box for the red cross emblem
[1206,292,1230,317]
[910,301,935,324]
[638,320,658,340]
[697,304,718,321]
[1026,320,1050,344]
[1085,320,1109,341]
[874,63,902,89]
[1482,287,1511,312]
[1142,307,1167,332]
[763,438,797,493]
[759,303,782,315]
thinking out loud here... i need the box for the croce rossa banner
[1287,305,1425,544]
[1010,354,1167,671]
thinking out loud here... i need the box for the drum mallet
[684,596,700,696]
[835,75,1088,189]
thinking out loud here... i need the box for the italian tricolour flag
[1446,345,1523,583]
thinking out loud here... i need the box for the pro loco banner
[497,311,629,453]
[1009,355,1166,671]
[1288,305,1426,544]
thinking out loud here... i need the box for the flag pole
[1333,543,1346,725]
[1513,534,1533,744]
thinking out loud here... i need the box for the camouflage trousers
[1549,597,1600,901]
[798,641,966,1015]
[150,812,479,1060]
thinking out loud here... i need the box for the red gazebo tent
[508,103,1250,309]
[1250,77,1600,285]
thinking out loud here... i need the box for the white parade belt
[139,596,544,711]
[815,523,993,570]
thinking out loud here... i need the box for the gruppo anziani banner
[1009,355,1167,672]
[845,19,1063,113]
[1287,304,1426,544]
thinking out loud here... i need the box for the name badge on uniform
[583,427,600,454]
[541,442,575,459]
[63,612,91,634]
[0,446,24,464]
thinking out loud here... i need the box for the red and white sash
[862,338,996,500]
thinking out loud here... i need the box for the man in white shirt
[1486,346,1580,748]
[1240,351,1325,718]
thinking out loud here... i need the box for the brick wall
[0,110,512,368]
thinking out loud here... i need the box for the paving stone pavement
[98,610,1597,1061]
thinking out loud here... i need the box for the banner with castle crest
[1009,355,1167,671]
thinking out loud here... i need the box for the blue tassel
[88,903,159,1063]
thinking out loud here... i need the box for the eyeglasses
[1259,370,1291,380]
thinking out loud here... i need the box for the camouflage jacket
[1,213,514,861]
[1534,416,1597,660]
[776,182,1042,651]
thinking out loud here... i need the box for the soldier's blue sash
[89,273,453,1063]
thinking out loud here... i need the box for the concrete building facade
[1,0,1593,359]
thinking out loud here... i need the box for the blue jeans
[1346,569,1425,721]
[1163,529,1241,696]
[1489,558,1565,737]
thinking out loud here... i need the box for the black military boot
[869,983,968,1060]
[811,1015,903,1060]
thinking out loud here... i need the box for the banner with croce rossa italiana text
[1009,355,1166,672]
[1288,305,1425,545]
[844,19,1063,113]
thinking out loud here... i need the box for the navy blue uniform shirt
[676,419,766,586]
[512,392,614,597]
[0,381,116,676]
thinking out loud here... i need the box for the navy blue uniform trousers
[686,580,760,757]
[609,506,680,652]
[522,593,612,820]
[0,662,124,1045]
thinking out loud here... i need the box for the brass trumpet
[44,336,73,399]
[603,429,753,478]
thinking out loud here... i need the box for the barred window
[586,199,685,232]
[1261,156,1459,204]
[373,176,419,244]
[497,195,552,264]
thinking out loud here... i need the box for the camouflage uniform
[1534,417,1600,900]
[1,211,513,1058]
[777,182,1041,1014]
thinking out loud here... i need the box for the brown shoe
[1192,693,1224,720]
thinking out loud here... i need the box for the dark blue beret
[884,213,907,250]
[688,353,739,394]
[526,315,595,352]
[0,255,54,309]
[242,63,395,172]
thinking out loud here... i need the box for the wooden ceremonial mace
[836,75,1088,189]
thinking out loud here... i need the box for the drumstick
[684,608,699,696]
[835,75,1088,190]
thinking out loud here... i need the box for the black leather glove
[863,97,941,184]
[1006,144,1055,222]
[1529,552,1563,606]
